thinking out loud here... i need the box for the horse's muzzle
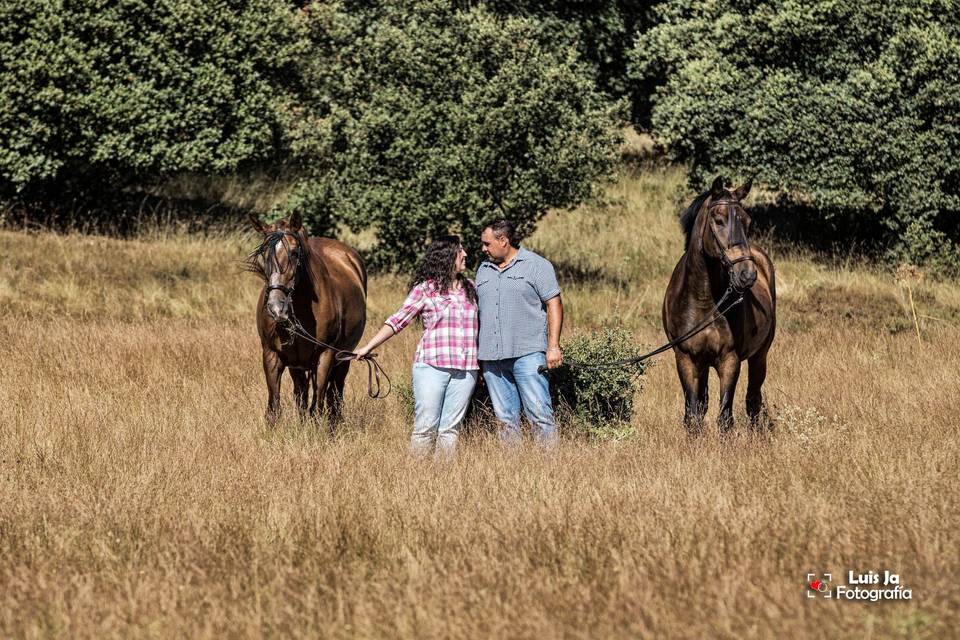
[266,299,291,324]
[731,268,758,293]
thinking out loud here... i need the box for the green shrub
[2,0,622,256]
[629,0,960,271]
[291,1,623,269]
[481,0,654,102]
[0,0,307,208]
[550,327,646,438]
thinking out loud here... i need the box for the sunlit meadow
[1,163,958,638]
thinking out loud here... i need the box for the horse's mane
[680,190,712,251]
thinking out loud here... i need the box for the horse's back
[747,244,776,321]
[309,237,367,298]
[661,253,693,340]
[304,237,367,349]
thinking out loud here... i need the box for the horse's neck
[682,246,727,306]
[296,248,330,307]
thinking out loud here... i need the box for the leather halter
[262,231,303,302]
[707,198,755,268]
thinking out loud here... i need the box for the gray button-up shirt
[476,247,561,361]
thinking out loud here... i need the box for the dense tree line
[631,0,960,271]
[1,0,957,270]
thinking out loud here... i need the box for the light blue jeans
[411,362,479,459]
[481,351,557,446]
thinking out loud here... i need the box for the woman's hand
[353,324,396,360]
[353,344,373,360]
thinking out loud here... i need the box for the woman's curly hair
[409,235,477,304]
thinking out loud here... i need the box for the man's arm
[546,295,563,369]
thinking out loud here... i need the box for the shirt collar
[481,246,527,270]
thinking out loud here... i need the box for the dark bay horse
[662,176,776,434]
[247,212,367,427]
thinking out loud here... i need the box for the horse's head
[702,176,756,292]
[248,212,307,324]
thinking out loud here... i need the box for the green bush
[551,327,646,438]
[481,1,654,102]
[2,1,624,262]
[291,1,623,269]
[0,0,307,208]
[629,0,960,271]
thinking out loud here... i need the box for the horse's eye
[714,217,726,226]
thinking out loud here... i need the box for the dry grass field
[2,164,959,638]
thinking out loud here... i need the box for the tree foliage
[630,0,960,269]
[0,0,306,206]
[479,1,655,101]
[291,1,623,269]
[1,0,623,269]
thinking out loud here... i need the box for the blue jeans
[411,362,478,459]
[481,352,556,445]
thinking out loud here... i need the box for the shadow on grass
[750,200,888,267]
[4,191,253,237]
[552,259,633,290]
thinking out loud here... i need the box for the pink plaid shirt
[385,280,479,370]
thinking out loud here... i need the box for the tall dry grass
[1,165,959,638]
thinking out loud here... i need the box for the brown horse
[662,176,776,434]
[247,212,367,427]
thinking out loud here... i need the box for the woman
[354,236,479,458]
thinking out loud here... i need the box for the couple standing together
[354,219,563,458]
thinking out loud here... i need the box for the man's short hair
[484,218,519,248]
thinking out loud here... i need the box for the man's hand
[546,346,563,369]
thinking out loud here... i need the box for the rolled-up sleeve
[385,284,426,333]
[533,260,561,302]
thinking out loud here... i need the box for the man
[476,218,563,445]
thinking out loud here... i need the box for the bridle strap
[265,283,294,296]
[707,198,755,269]
[261,230,303,302]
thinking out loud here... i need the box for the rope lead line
[285,318,391,399]
[539,288,744,374]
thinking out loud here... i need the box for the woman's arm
[353,324,396,359]
[354,283,427,358]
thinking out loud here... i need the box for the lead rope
[540,287,744,374]
[284,317,392,399]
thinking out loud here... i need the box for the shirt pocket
[505,274,537,302]
[426,296,455,330]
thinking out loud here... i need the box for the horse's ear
[733,177,753,201]
[249,213,269,234]
[288,211,303,231]
[710,175,726,199]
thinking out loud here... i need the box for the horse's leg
[308,368,319,417]
[676,352,707,436]
[262,350,284,426]
[325,360,350,427]
[716,352,742,434]
[313,349,337,435]
[290,369,309,421]
[747,347,770,430]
